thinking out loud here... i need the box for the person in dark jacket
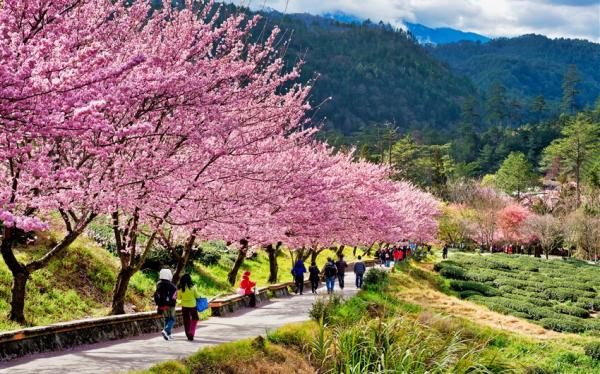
[155,269,177,341]
[374,248,381,265]
[442,245,448,259]
[335,255,348,290]
[322,258,337,294]
[379,248,387,267]
[291,259,307,295]
[308,261,320,294]
[354,256,367,289]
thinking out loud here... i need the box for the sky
[231,0,600,42]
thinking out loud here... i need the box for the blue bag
[196,297,209,312]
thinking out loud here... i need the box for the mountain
[254,10,476,138]
[321,11,491,45]
[427,35,600,107]
[404,22,490,45]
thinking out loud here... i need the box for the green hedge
[584,341,600,361]
[553,304,590,318]
[449,280,497,296]
[435,254,600,334]
[540,317,587,333]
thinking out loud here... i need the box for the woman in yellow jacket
[177,274,201,341]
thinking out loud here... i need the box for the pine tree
[486,82,508,125]
[495,152,538,198]
[543,113,600,206]
[561,65,581,114]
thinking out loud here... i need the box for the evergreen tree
[495,152,538,198]
[542,113,600,206]
[486,81,508,125]
[561,64,581,114]
[531,95,547,114]
[508,98,522,126]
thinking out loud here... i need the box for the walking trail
[0,271,363,374]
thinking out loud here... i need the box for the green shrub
[459,290,482,299]
[196,247,223,266]
[309,295,343,324]
[544,288,579,302]
[449,280,497,296]
[577,297,600,311]
[363,268,389,291]
[433,261,462,272]
[540,317,587,333]
[553,304,590,318]
[439,265,468,280]
[584,341,600,361]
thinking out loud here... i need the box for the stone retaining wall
[0,310,183,361]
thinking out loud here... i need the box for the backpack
[154,281,175,307]
[324,262,337,277]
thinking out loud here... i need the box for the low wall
[0,259,376,361]
[0,309,183,362]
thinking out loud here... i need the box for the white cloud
[231,0,600,42]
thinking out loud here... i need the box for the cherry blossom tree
[497,204,532,244]
[0,0,155,322]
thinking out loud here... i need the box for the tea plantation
[435,254,600,334]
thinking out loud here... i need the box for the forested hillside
[428,35,600,109]
[256,11,476,136]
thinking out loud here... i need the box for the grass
[434,253,600,334]
[133,337,314,374]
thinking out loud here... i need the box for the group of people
[153,254,371,342]
[290,255,368,295]
[375,245,412,267]
[154,268,258,342]
[154,269,201,342]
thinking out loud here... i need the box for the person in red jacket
[393,247,401,265]
[240,271,257,307]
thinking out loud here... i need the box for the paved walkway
[0,271,366,374]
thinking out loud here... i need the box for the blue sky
[232,0,600,42]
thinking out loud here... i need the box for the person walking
[154,269,177,341]
[291,259,307,295]
[393,247,401,265]
[335,255,348,290]
[308,261,320,294]
[442,245,448,259]
[240,271,257,307]
[354,256,366,289]
[322,258,337,294]
[379,248,387,268]
[177,274,201,341]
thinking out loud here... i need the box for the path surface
[0,271,363,374]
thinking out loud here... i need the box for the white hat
[159,269,173,281]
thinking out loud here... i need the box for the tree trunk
[172,234,196,285]
[266,244,279,284]
[110,267,134,315]
[575,161,581,207]
[336,245,345,258]
[1,228,27,324]
[10,271,29,324]
[227,250,246,286]
[353,246,357,257]
[310,249,319,264]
